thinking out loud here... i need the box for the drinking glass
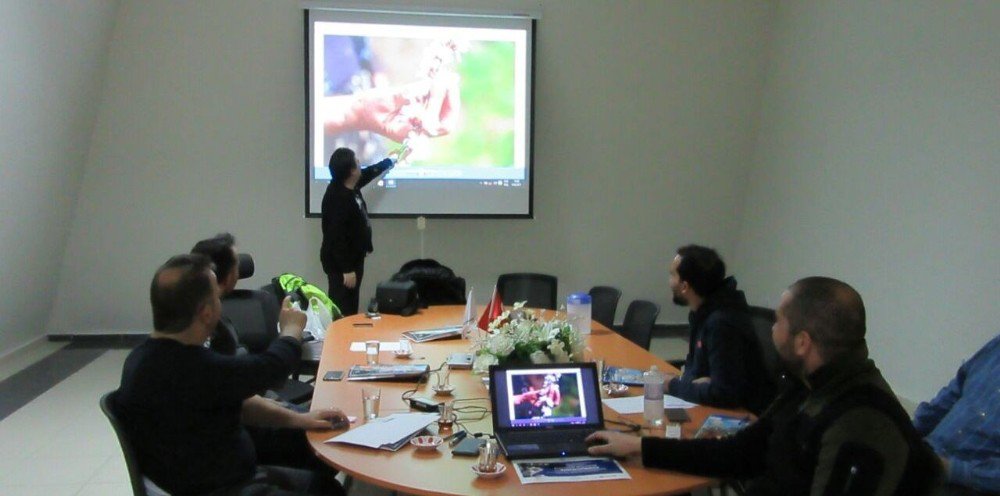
[365,340,380,365]
[362,387,381,420]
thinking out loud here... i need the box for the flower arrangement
[471,302,586,373]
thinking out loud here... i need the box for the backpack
[390,259,466,307]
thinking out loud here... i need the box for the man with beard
[664,245,774,413]
[587,277,942,495]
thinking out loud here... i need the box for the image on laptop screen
[493,365,601,429]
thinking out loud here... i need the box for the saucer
[393,350,413,358]
[432,384,455,396]
[602,383,629,396]
[471,463,506,479]
[410,435,443,451]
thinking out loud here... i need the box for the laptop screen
[490,363,603,430]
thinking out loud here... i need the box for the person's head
[772,276,867,375]
[669,245,726,306]
[329,147,359,186]
[150,254,221,335]
[191,233,238,295]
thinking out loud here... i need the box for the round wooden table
[306,306,733,495]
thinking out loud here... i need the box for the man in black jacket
[588,277,942,495]
[665,245,774,413]
[320,147,399,315]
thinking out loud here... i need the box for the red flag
[478,286,504,331]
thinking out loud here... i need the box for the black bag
[375,280,419,316]
[390,259,466,307]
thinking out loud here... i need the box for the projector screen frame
[303,7,536,219]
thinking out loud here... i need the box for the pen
[447,430,468,447]
[352,323,373,327]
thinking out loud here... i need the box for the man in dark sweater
[588,277,942,495]
[665,245,774,413]
[116,254,347,495]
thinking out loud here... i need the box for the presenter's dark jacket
[667,277,775,414]
[320,158,393,276]
[642,346,943,495]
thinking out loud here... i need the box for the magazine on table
[694,414,751,439]
[401,326,464,343]
[512,457,631,484]
[346,364,430,381]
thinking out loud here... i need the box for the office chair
[222,289,313,404]
[496,273,558,310]
[748,306,781,384]
[100,391,170,496]
[619,300,661,350]
[588,285,622,329]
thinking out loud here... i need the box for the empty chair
[588,285,622,329]
[496,273,558,310]
[100,390,170,496]
[619,299,661,350]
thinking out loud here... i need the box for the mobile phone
[322,370,344,382]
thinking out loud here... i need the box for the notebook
[346,364,430,381]
[489,362,605,459]
[401,326,463,343]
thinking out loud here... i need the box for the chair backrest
[620,299,661,350]
[748,305,782,383]
[588,285,622,329]
[496,273,558,310]
[100,391,153,496]
[392,259,467,306]
[222,289,279,353]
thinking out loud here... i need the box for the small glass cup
[365,340,380,365]
[397,338,412,356]
[362,386,381,420]
[477,438,500,472]
[437,401,455,429]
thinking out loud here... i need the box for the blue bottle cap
[567,292,592,304]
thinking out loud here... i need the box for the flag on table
[477,286,504,331]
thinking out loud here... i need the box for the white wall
[733,1,999,401]
[0,0,119,354]
[45,0,774,335]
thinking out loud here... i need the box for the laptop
[489,362,605,459]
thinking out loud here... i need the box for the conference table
[306,305,741,496]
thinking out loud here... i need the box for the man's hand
[278,296,307,340]
[295,408,349,430]
[586,430,642,458]
[343,272,357,289]
[938,455,950,477]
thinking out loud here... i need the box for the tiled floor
[0,334,690,496]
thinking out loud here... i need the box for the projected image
[507,371,585,426]
[313,23,525,182]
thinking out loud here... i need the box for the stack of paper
[325,413,439,451]
[602,394,698,414]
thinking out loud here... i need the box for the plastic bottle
[566,292,592,334]
[643,365,665,426]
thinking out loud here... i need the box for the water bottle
[566,292,592,334]
[643,365,665,426]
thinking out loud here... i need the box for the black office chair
[619,300,661,350]
[100,391,170,496]
[222,289,313,404]
[588,285,622,329]
[496,273,558,310]
[748,306,781,384]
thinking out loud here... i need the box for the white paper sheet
[349,341,402,352]
[325,412,439,450]
[603,394,697,414]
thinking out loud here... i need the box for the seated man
[913,333,999,494]
[116,254,347,495]
[192,233,339,478]
[589,277,942,495]
[665,245,774,413]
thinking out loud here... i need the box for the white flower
[548,340,570,362]
[529,350,550,364]
[472,353,499,374]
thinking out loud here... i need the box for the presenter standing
[320,147,402,315]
